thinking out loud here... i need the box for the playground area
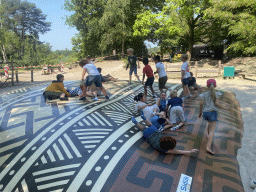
[0,59,255,192]
[0,77,254,192]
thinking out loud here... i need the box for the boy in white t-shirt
[79,59,109,100]
[153,55,170,92]
[180,54,191,100]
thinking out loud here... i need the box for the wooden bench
[238,72,255,79]
[165,64,181,74]
[194,60,222,78]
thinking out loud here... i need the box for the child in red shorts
[142,58,156,98]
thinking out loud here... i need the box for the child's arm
[82,68,87,81]
[198,99,204,118]
[166,148,199,155]
[181,70,185,82]
[215,98,230,110]
[137,58,140,69]
[142,73,145,84]
[58,83,71,97]
[165,118,172,125]
[137,104,151,110]
[163,124,172,129]
[154,68,160,75]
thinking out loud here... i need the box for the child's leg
[182,84,188,97]
[135,74,141,82]
[206,121,217,154]
[129,74,132,83]
[136,122,147,132]
[82,85,88,97]
[99,86,107,96]
[144,119,152,127]
[144,85,148,97]
[149,85,155,95]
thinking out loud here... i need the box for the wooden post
[31,69,33,82]
[16,70,19,82]
[218,60,222,76]
[11,62,14,86]
[195,61,198,78]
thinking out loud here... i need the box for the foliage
[204,0,256,56]
[133,0,212,55]
[64,0,165,57]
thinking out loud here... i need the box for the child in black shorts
[142,58,156,98]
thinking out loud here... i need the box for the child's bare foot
[206,148,214,155]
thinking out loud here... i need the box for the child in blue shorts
[131,116,199,155]
[199,79,229,155]
[127,48,141,84]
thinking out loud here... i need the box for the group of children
[43,58,113,101]
[43,50,230,156]
[132,78,229,156]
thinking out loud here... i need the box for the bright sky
[27,0,158,51]
[27,0,78,51]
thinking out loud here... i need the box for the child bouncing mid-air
[131,116,199,155]
[142,58,156,98]
[134,93,159,120]
[167,90,185,131]
[199,79,229,155]
[127,48,141,84]
[79,59,109,100]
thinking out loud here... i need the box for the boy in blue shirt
[167,90,185,130]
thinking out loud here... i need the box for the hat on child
[207,79,216,87]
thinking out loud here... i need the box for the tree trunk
[1,45,7,63]
[122,40,124,58]
[188,18,194,62]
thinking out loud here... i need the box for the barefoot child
[153,55,169,92]
[79,59,109,100]
[180,54,192,100]
[131,117,199,155]
[142,58,156,98]
[134,93,159,120]
[167,90,185,131]
[127,48,141,84]
[198,79,229,155]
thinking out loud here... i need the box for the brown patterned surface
[102,88,244,192]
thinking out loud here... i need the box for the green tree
[134,0,212,55]
[204,0,256,56]
[65,0,164,57]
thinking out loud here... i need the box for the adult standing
[154,55,169,92]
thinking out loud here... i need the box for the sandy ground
[1,60,256,192]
